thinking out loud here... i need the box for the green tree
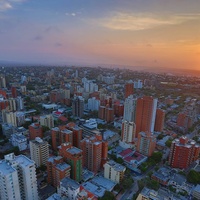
[187,170,200,185]
[99,191,116,200]
[150,152,163,163]
[165,139,173,148]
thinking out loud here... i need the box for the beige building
[40,114,54,129]
[104,160,126,183]
[2,110,17,127]
[30,137,49,167]
[121,120,136,143]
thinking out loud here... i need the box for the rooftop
[81,181,105,197]
[106,160,126,172]
[60,177,80,190]
[91,176,116,191]
[56,163,70,171]
[67,147,82,155]
[0,160,16,176]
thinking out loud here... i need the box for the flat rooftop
[106,160,126,172]
[81,182,105,197]
[0,160,16,175]
[60,177,80,190]
[14,155,35,168]
[56,163,70,171]
[91,176,116,191]
[67,147,82,155]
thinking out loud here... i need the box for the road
[119,180,139,200]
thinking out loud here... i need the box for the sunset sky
[0,0,200,70]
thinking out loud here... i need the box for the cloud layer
[94,12,200,31]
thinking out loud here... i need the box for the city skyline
[0,0,200,71]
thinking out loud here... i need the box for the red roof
[58,116,68,122]
[119,148,133,157]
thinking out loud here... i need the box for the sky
[0,0,200,71]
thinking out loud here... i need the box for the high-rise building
[0,153,38,200]
[80,134,108,174]
[59,143,83,182]
[47,156,71,187]
[136,131,156,156]
[66,122,82,148]
[125,81,134,98]
[29,123,43,140]
[154,109,165,132]
[104,160,126,183]
[11,86,17,98]
[40,114,54,129]
[121,120,136,143]
[169,136,200,169]
[72,96,84,118]
[2,110,17,127]
[30,137,49,167]
[51,127,73,151]
[177,113,192,131]
[135,96,157,137]
[88,97,100,111]
[114,101,124,117]
[11,133,27,151]
[123,95,137,122]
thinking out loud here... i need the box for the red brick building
[169,136,200,169]
[154,109,165,132]
[47,156,71,187]
[135,96,157,137]
[29,123,43,140]
[66,122,82,149]
[80,134,108,174]
[51,127,73,151]
[59,143,82,182]
[125,82,134,98]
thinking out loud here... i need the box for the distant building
[88,97,100,111]
[154,109,165,132]
[104,160,126,183]
[123,95,137,122]
[2,123,15,138]
[134,80,143,89]
[47,156,71,187]
[169,136,200,169]
[30,137,49,167]
[0,153,38,200]
[125,81,134,98]
[40,114,54,129]
[136,131,156,157]
[72,96,84,118]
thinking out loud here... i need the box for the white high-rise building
[8,98,17,111]
[40,114,54,129]
[16,96,24,110]
[123,95,137,122]
[104,160,126,184]
[121,120,136,143]
[30,137,49,167]
[88,97,100,111]
[134,80,143,89]
[0,153,38,200]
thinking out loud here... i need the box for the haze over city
[0,0,200,72]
